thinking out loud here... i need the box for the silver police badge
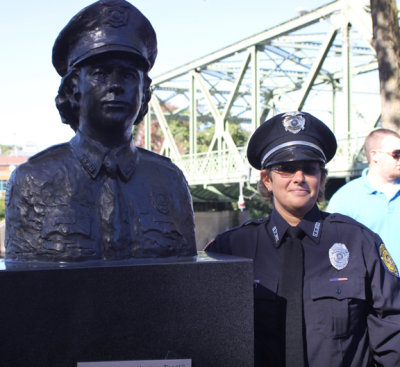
[329,243,349,270]
[282,111,306,134]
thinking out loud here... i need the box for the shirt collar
[361,168,378,194]
[70,130,138,180]
[362,167,400,195]
[267,205,323,247]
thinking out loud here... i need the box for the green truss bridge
[141,0,381,208]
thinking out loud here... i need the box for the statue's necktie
[99,152,131,259]
[280,226,306,367]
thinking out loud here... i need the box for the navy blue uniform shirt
[205,205,400,367]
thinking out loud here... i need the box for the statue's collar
[70,130,138,180]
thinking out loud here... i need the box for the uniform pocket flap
[42,214,91,237]
[311,277,366,301]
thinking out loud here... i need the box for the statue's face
[75,52,144,140]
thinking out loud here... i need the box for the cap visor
[263,146,325,168]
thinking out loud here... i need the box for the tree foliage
[0,144,22,156]
[370,0,400,132]
[0,197,5,221]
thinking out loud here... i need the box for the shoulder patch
[379,243,399,277]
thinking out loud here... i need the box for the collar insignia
[282,111,305,134]
[312,222,320,237]
[329,243,349,270]
[272,226,279,243]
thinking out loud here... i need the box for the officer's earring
[260,170,272,192]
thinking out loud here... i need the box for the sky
[0,0,330,152]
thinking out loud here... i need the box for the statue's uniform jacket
[205,206,400,367]
[5,132,196,261]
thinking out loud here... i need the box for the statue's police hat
[247,111,337,170]
[52,0,157,77]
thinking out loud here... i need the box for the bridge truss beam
[144,0,381,205]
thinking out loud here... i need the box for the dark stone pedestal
[0,252,253,367]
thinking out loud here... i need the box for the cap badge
[282,111,305,134]
[103,3,130,28]
[379,243,399,276]
[329,243,349,270]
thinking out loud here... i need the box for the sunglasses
[270,163,321,177]
[376,149,400,160]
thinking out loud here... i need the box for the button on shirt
[205,205,400,367]
[327,168,400,267]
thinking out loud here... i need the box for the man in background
[327,128,400,266]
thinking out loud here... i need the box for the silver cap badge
[282,111,306,134]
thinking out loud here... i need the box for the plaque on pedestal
[77,360,191,367]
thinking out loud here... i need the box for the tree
[0,144,22,155]
[370,0,400,132]
[0,197,5,221]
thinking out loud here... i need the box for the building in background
[0,155,29,257]
[0,156,29,195]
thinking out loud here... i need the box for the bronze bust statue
[5,0,196,261]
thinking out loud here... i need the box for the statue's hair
[364,128,400,163]
[55,65,152,131]
[257,164,328,207]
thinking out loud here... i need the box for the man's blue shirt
[327,168,400,266]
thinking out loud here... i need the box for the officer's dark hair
[55,54,152,132]
[257,163,328,207]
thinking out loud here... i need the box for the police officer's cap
[52,0,157,77]
[247,111,337,170]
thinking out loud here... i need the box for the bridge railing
[173,131,369,186]
[176,148,248,185]
[327,131,368,177]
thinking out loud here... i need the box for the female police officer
[205,111,400,367]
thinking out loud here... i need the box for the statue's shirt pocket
[41,208,92,238]
[140,214,182,238]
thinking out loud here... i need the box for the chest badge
[329,243,349,270]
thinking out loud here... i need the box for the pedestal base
[0,252,253,367]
